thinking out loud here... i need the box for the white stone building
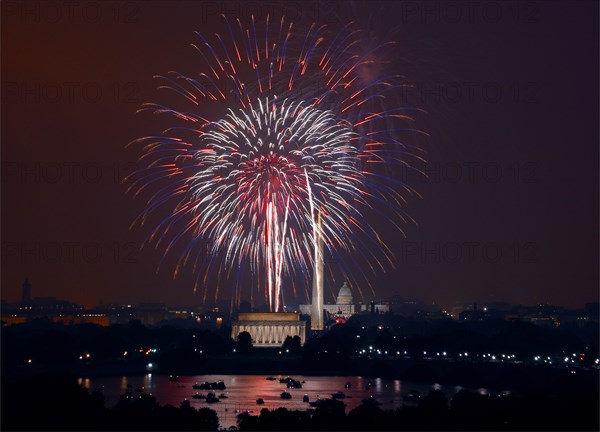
[231,312,306,347]
[300,281,356,319]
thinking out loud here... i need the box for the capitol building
[299,281,356,319]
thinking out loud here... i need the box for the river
[79,374,491,429]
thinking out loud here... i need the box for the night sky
[2,0,598,310]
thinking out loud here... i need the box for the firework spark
[127,15,425,311]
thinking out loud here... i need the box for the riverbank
[6,354,597,396]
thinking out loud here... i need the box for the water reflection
[120,376,127,392]
[82,374,489,429]
[143,373,153,391]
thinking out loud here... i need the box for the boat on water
[266,376,277,381]
[331,392,346,399]
[192,393,205,399]
[219,393,229,399]
[302,394,309,403]
[279,377,292,384]
[256,398,265,405]
[344,382,352,389]
[193,381,226,390]
[205,393,220,403]
[168,375,179,382]
[286,379,302,389]
[280,391,292,399]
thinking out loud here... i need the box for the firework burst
[127,15,425,311]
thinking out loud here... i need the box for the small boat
[256,398,265,405]
[193,381,226,390]
[344,382,352,389]
[362,395,381,406]
[219,393,229,399]
[266,376,277,381]
[302,394,309,403]
[205,393,220,403]
[279,377,292,384]
[192,393,205,399]
[280,391,292,399]
[168,375,179,382]
[286,380,302,389]
[331,392,346,399]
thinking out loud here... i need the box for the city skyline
[3,276,597,315]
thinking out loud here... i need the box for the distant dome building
[300,281,356,320]
[336,282,353,305]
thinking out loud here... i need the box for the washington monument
[311,210,324,330]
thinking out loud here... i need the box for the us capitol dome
[336,281,354,305]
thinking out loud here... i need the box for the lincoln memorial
[231,312,306,347]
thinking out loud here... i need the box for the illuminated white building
[300,281,356,319]
[231,312,306,347]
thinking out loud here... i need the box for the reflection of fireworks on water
[127,15,425,311]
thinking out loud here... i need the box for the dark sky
[2,0,598,310]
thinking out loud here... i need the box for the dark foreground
[1,374,598,431]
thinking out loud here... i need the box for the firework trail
[127,15,425,311]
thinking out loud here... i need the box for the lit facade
[300,281,356,319]
[231,312,306,347]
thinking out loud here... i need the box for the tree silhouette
[236,331,253,353]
